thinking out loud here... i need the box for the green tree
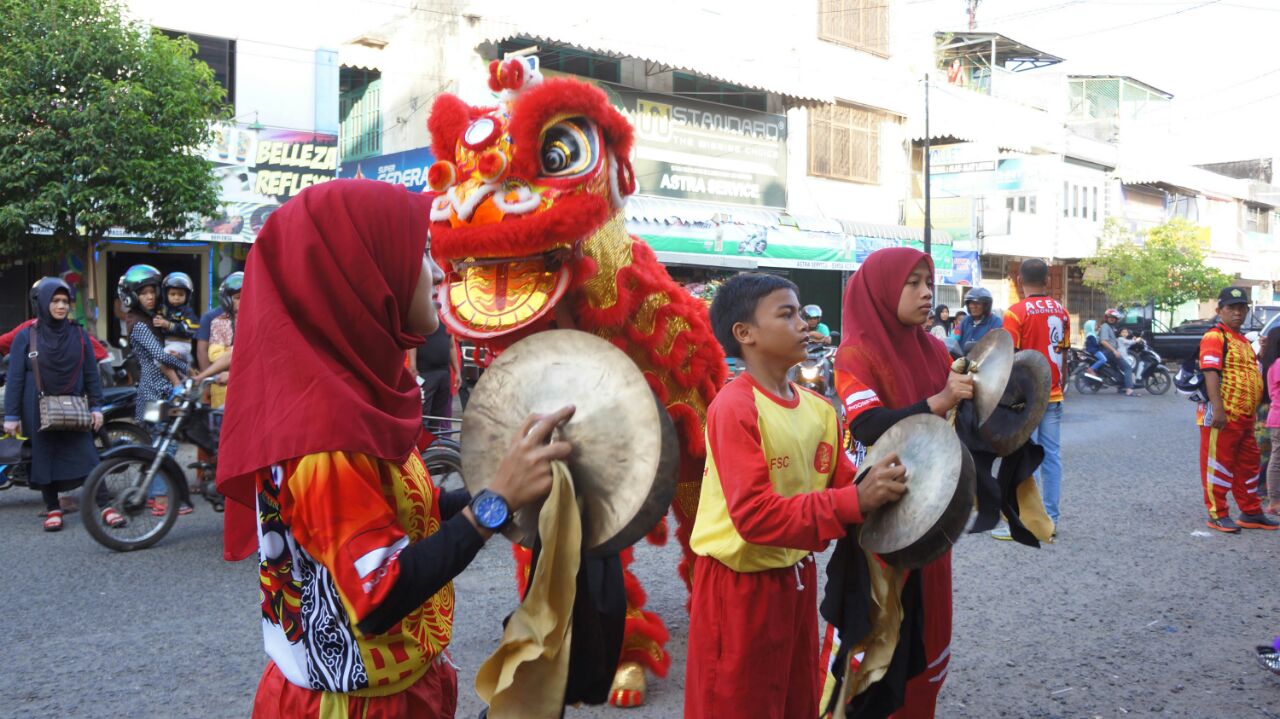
[0,0,227,265]
[1083,217,1235,324]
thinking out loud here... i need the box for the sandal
[101,507,127,528]
[150,497,167,517]
[43,509,63,532]
[178,503,193,516]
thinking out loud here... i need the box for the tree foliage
[1082,217,1235,320]
[0,0,228,265]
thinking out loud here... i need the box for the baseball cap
[1217,287,1249,306]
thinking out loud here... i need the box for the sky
[901,0,1280,165]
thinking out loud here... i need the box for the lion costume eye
[538,118,598,178]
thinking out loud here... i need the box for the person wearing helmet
[802,304,831,345]
[195,272,243,371]
[156,271,199,366]
[0,278,108,361]
[957,287,1000,352]
[1097,308,1137,396]
[120,264,194,515]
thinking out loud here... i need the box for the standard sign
[617,88,787,208]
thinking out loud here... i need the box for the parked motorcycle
[1072,339,1171,395]
[0,354,148,491]
[81,377,220,551]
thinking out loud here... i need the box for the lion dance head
[425,56,638,343]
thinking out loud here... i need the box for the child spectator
[155,271,199,367]
[683,272,906,719]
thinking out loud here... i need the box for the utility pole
[967,0,981,30]
[923,73,932,259]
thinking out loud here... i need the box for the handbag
[29,323,93,432]
[0,433,25,465]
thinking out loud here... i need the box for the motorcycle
[793,342,836,398]
[80,377,221,551]
[0,354,148,491]
[1072,339,1171,396]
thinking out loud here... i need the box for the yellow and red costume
[424,57,724,706]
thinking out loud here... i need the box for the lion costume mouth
[436,250,573,338]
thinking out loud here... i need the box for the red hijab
[835,247,951,409]
[217,179,430,560]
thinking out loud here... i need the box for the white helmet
[802,304,822,320]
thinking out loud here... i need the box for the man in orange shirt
[1198,287,1276,532]
[1000,259,1070,534]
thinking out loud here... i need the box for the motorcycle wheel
[81,456,182,552]
[423,444,464,493]
[95,422,151,452]
[1073,372,1101,394]
[1144,367,1172,396]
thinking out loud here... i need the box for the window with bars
[340,67,381,162]
[159,30,235,106]
[818,0,890,56]
[1245,204,1270,233]
[808,103,883,184]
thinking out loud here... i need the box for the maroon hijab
[835,247,951,408]
[216,179,430,560]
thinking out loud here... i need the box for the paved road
[2,389,1276,717]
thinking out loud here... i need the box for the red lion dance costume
[424,57,724,707]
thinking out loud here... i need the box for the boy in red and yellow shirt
[684,273,907,719]
[1198,286,1276,532]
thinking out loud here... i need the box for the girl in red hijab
[216,179,572,718]
[820,247,973,718]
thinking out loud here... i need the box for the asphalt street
[2,388,1277,718]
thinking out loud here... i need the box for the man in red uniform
[1198,287,1276,532]
[999,259,1070,535]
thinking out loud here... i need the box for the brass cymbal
[979,350,1051,457]
[859,414,975,569]
[960,329,1015,426]
[461,330,679,556]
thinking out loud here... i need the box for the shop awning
[624,196,931,272]
[471,0,832,104]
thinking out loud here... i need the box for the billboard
[339,147,436,194]
[196,124,339,243]
[614,88,787,208]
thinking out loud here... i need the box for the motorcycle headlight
[142,401,166,424]
[800,366,820,380]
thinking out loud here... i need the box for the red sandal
[43,509,63,532]
[101,507,127,528]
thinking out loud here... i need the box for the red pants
[251,658,457,718]
[684,555,819,719]
[1200,422,1262,519]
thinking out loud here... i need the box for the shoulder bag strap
[28,320,45,397]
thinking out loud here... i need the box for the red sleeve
[835,368,884,429]
[281,452,410,624]
[1199,330,1225,371]
[707,387,861,552]
[1002,305,1023,349]
[0,319,34,356]
[88,333,108,361]
[831,436,859,491]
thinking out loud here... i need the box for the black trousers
[420,368,452,433]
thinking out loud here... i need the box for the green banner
[636,223,856,271]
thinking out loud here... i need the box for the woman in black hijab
[3,278,121,531]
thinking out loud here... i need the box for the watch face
[475,493,509,530]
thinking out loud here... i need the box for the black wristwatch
[468,489,512,532]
